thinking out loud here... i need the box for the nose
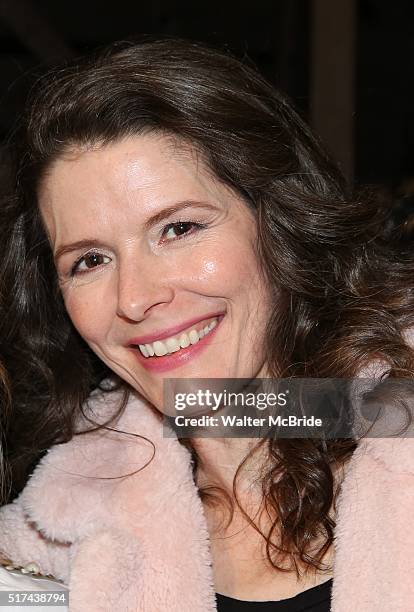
[116,253,174,321]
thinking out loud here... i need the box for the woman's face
[39,134,273,412]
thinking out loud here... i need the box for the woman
[0,38,413,611]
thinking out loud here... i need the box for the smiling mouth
[130,315,221,358]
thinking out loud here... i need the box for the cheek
[196,236,272,345]
[62,287,113,345]
[190,238,264,298]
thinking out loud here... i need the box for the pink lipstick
[128,313,225,373]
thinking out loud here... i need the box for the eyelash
[69,220,208,277]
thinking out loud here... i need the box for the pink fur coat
[0,380,413,611]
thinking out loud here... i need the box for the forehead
[39,133,216,201]
[38,133,228,225]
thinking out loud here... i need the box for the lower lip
[129,314,225,373]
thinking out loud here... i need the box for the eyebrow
[53,200,218,264]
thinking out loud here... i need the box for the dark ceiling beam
[311,0,356,185]
[0,0,74,63]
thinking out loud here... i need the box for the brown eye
[71,252,111,276]
[162,221,206,241]
[83,253,105,268]
[174,222,193,236]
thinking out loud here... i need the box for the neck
[192,436,268,500]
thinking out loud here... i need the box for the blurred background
[0,0,413,237]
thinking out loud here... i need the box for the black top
[215,578,332,612]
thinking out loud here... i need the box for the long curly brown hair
[1,37,413,578]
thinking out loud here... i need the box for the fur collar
[0,382,413,611]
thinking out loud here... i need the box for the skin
[39,133,333,599]
[39,132,273,496]
[39,133,272,404]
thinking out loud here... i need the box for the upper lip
[126,311,225,346]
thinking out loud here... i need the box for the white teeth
[145,343,155,356]
[189,329,199,344]
[139,345,149,358]
[136,316,220,358]
[166,337,180,353]
[153,340,168,356]
[179,333,191,349]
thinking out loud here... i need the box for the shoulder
[15,383,189,543]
